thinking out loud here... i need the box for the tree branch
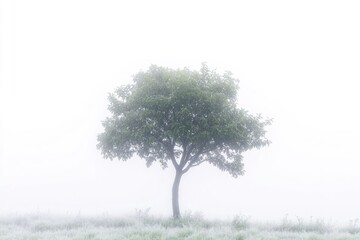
[182,159,207,173]
[179,143,196,170]
[181,143,205,173]
[169,150,179,170]
[149,132,179,170]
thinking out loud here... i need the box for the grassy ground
[0,213,359,240]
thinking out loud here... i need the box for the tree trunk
[172,171,182,219]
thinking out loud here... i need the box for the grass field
[1,213,359,240]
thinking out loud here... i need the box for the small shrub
[343,218,360,234]
[232,215,250,230]
[274,216,331,233]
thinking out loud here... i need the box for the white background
[1,0,360,223]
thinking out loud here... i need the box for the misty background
[1,0,360,223]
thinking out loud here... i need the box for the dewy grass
[0,214,360,240]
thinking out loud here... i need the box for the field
[1,213,360,240]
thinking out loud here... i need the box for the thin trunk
[172,170,182,219]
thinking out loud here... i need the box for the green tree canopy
[97,64,271,218]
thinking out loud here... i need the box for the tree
[97,64,271,219]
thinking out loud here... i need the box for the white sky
[1,0,360,223]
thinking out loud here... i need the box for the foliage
[97,64,271,177]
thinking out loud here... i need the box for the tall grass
[0,213,359,240]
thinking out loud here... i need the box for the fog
[1,0,360,223]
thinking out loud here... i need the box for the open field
[1,214,360,240]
